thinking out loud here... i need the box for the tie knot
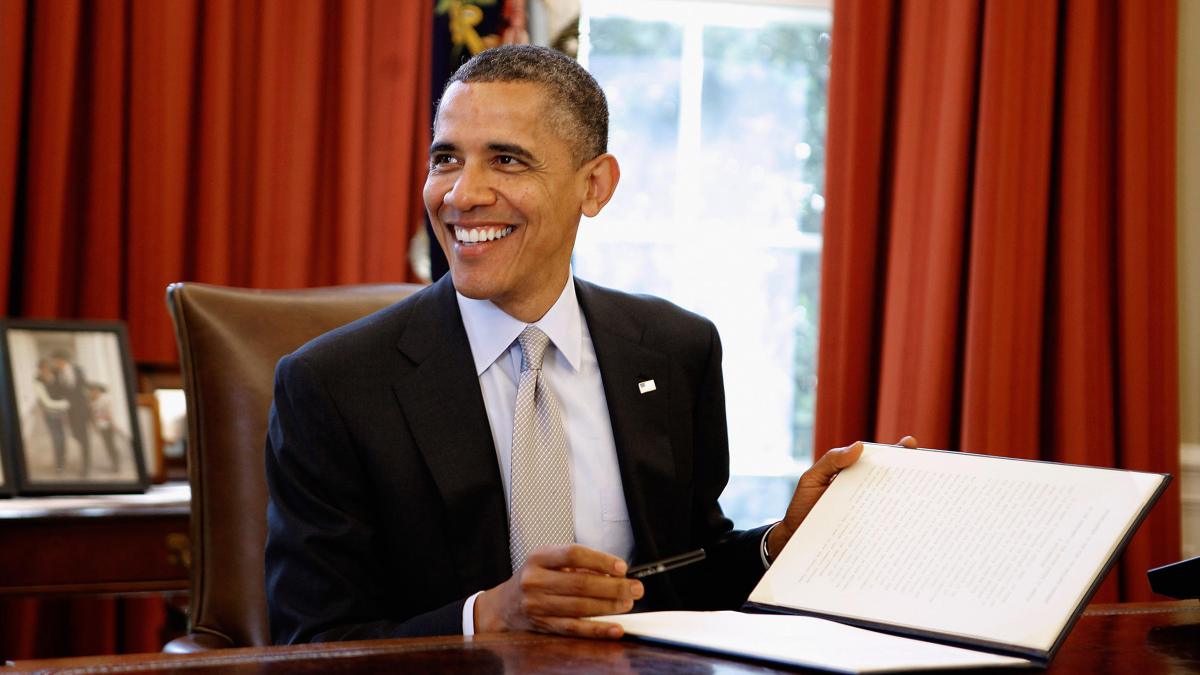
[517,326,550,372]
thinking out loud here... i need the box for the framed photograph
[0,419,13,497]
[0,320,147,494]
[136,392,165,484]
[155,387,189,481]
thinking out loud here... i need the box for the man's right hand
[473,544,642,638]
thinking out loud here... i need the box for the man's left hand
[766,436,918,560]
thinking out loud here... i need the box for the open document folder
[594,443,1169,674]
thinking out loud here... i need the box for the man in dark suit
[266,45,904,645]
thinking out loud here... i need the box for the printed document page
[597,611,1032,673]
[749,444,1166,653]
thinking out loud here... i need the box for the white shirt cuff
[463,590,484,636]
[760,521,782,569]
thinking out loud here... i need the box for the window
[575,0,831,527]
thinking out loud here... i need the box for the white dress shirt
[456,275,635,633]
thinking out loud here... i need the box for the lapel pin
[638,379,657,394]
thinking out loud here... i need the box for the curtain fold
[0,0,26,306]
[817,0,1179,602]
[0,0,432,658]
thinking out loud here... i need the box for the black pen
[626,549,706,579]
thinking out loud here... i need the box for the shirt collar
[456,274,583,376]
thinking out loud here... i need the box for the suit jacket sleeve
[264,352,465,643]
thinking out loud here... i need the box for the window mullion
[672,17,705,232]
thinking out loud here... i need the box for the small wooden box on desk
[0,484,190,596]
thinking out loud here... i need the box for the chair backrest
[164,282,422,651]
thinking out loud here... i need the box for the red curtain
[0,0,431,658]
[0,0,431,363]
[816,0,1179,602]
[0,597,167,659]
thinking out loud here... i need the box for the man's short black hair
[440,45,609,164]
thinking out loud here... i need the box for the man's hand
[767,436,918,560]
[474,544,641,638]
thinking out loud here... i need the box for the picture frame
[136,392,166,484]
[0,320,147,494]
[154,387,189,481]
[0,414,13,497]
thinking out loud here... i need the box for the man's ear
[580,154,620,218]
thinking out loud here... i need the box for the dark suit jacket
[265,275,770,644]
[48,364,90,436]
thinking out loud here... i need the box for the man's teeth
[454,226,514,243]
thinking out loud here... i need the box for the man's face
[424,81,593,321]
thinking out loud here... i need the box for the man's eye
[495,155,523,166]
[430,154,459,167]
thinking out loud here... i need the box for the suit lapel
[576,280,676,563]
[391,276,513,587]
[391,277,682,585]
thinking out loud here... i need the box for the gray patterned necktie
[508,326,575,571]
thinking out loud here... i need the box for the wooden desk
[0,484,190,595]
[6,601,1198,673]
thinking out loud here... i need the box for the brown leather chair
[163,282,422,652]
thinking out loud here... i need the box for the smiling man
[265,45,888,645]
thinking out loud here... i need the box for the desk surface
[6,601,1198,673]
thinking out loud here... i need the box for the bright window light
[576,0,831,527]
